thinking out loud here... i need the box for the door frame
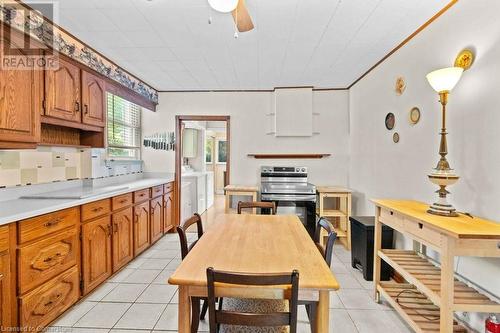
[175,115,231,227]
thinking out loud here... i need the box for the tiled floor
[47,196,412,333]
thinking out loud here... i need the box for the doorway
[175,116,230,227]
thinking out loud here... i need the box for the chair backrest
[237,201,277,215]
[206,268,299,333]
[176,213,204,260]
[314,218,337,267]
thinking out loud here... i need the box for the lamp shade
[207,0,238,13]
[426,67,464,93]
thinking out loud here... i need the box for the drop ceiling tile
[60,9,117,31]
[157,61,187,72]
[104,9,152,31]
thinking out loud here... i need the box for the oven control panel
[261,166,307,174]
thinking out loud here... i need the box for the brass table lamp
[425,67,464,217]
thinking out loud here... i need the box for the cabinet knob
[44,218,61,227]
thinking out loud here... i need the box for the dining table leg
[314,290,330,332]
[178,286,191,333]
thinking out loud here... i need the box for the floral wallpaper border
[0,3,159,104]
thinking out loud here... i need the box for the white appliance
[206,171,214,209]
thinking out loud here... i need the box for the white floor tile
[51,301,97,327]
[110,330,151,333]
[145,249,179,259]
[337,289,383,310]
[154,304,178,331]
[331,261,350,274]
[102,283,148,302]
[74,302,131,328]
[122,269,162,284]
[152,269,175,285]
[335,273,363,289]
[109,268,136,283]
[126,257,148,269]
[348,309,411,333]
[136,284,178,304]
[330,291,344,309]
[329,309,358,332]
[46,328,110,333]
[169,290,178,304]
[85,283,119,302]
[139,258,173,270]
[165,259,182,270]
[115,303,167,330]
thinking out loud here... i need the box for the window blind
[107,92,142,159]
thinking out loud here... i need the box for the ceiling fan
[208,0,254,33]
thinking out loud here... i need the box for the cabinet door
[133,202,150,256]
[82,216,112,295]
[0,250,12,329]
[163,191,174,233]
[44,57,81,122]
[150,197,163,244]
[81,70,106,127]
[0,32,41,145]
[112,208,133,272]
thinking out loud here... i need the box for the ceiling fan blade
[232,0,254,32]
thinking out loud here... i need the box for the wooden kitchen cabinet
[150,197,163,244]
[81,70,106,127]
[112,208,134,272]
[0,29,42,148]
[163,189,175,233]
[133,201,150,256]
[44,57,81,123]
[0,226,13,329]
[81,216,112,295]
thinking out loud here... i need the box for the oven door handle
[261,194,316,202]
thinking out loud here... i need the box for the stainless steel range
[260,166,316,237]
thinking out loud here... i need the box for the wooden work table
[169,214,339,333]
[372,199,500,333]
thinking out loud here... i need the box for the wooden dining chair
[302,217,338,331]
[206,267,299,333]
[176,213,206,333]
[237,201,277,215]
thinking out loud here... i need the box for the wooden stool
[224,185,258,213]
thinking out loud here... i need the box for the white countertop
[181,171,213,177]
[0,176,174,226]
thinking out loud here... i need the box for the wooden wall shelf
[247,154,331,159]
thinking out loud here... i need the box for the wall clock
[393,132,400,143]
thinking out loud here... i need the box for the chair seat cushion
[220,298,289,333]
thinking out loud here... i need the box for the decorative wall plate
[393,132,400,143]
[454,49,475,71]
[409,107,421,125]
[395,77,406,95]
[385,113,395,130]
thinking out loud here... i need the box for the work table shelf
[379,249,500,312]
[372,199,500,332]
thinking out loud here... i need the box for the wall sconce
[425,66,464,217]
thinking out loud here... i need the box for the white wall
[349,0,500,327]
[142,90,350,187]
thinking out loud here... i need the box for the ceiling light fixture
[207,0,238,13]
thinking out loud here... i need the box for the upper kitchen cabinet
[0,28,42,149]
[182,128,198,158]
[44,57,81,123]
[81,70,106,127]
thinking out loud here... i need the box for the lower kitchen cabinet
[133,201,150,256]
[82,216,112,295]
[0,226,13,330]
[164,190,175,233]
[150,197,163,244]
[19,266,79,329]
[112,208,134,272]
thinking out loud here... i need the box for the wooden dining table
[168,213,340,333]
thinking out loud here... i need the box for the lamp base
[427,201,459,217]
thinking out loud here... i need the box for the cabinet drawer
[19,207,79,244]
[151,185,164,198]
[164,182,174,193]
[379,208,404,229]
[18,228,79,294]
[112,193,133,211]
[19,266,79,329]
[403,218,442,248]
[82,199,111,221]
[134,189,150,203]
[0,225,9,252]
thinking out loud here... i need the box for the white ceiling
[57,0,450,91]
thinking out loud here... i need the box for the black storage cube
[350,216,393,281]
